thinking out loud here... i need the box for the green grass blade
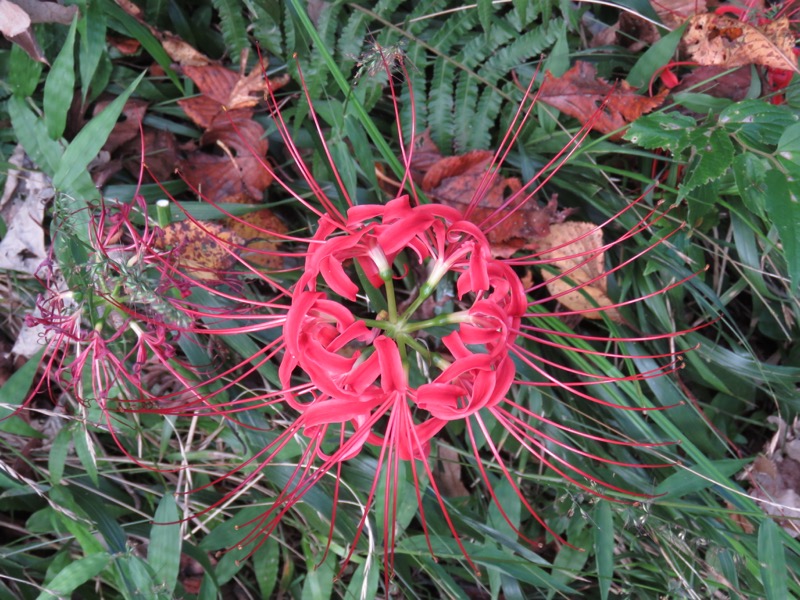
[759,518,788,599]
[594,500,614,600]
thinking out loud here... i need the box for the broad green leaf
[0,349,44,420]
[78,0,108,102]
[35,552,111,600]
[719,100,800,147]
[680,128,734,196]
[8,43,44,98]
[764,170,800,294]
[777,122,800,162]
[732,153,768,217]
[759,518,788,600]
[52,71,145,193]
[253,537,280,600]
[7,96,65,175]
[624,113,696,152]
[487,477,521,543]
[627,24,686,90]
[148,494,181,594]
[301,536,336,600]
[594,501,613,600]
[44,16,78,139]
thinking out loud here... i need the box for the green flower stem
[404,311,470,333]
[383,272,398,323]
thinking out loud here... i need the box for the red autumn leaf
[178,115,272,204]
[409,131,571,258]
[179,65,289,128]
[538,61,668,140]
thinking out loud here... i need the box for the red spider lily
[31,47,707,587]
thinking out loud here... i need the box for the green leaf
[758,519,788,600]
[100,0,182,91]
[253,537,280,599]
[7,96,66,175]
[627,23,686,90]
[778,122,800,162]
[0,349,44,420]
[78,0,108,102]
[344,559,379,600]
[301,537,336,600]
[655,459,750,498]
[719,100,800,147]
[680,128,734,196]
[624,113,696,152]
[44,16,78,140]
[594,501,613,600]
[53,71,144,193]
[8,43,44,98]
[35,552,111,600]
[211,0,248,58]
[732,153,768,217]
[764,169,800,294]
[48,426,72,485]
[148,494,181,594]
[72,425,98,487]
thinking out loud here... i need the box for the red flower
[31,48,706,586]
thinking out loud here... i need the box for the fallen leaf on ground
[739,415,800,537]
[591,12,660,52]
[650,0,705,28]
[672,65,752,101]
[225,207,288,270]
[1,0,45,63]
[0,145,53,275]
[156,220,244,278]
[434,445,470,498]
[12,0,78,24]
[538,61,668,140]
[406,131,571,258]
[537,221,621,321]
[178,116,272,203]
[682,14,799,74]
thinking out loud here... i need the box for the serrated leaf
[758,518,788,600]
[35,552,111,600]
[52,71,144,193]
[681,128,734,195]
[624,113,697,151]
[44,16,77,139]
[719,100,800,147]
[211,0,248,58]
[148,494,181,594]
[764,169,800,294]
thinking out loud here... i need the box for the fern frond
[479,18,563,83]
[211,0,248,58]
[428,57,456,151]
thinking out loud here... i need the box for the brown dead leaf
[434,445,470,498]
[179,116,272,204]
[682,14,799,74]
[225,208,287,270]
[650,0,705,29]
[538,62,668,141]
[409,132,571,258]
[538,222,621,321]
[591,12,661,52]
[95,97,149,154]
[672,65,751,101]
[156,220,243,277]
[179,65,290,128]
[11,0,78,24]
[1,0,45,64]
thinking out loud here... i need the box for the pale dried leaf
[538,222,621,321]
[682,14,799,74]
[10,0,78,24]
[650,0,705,29]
